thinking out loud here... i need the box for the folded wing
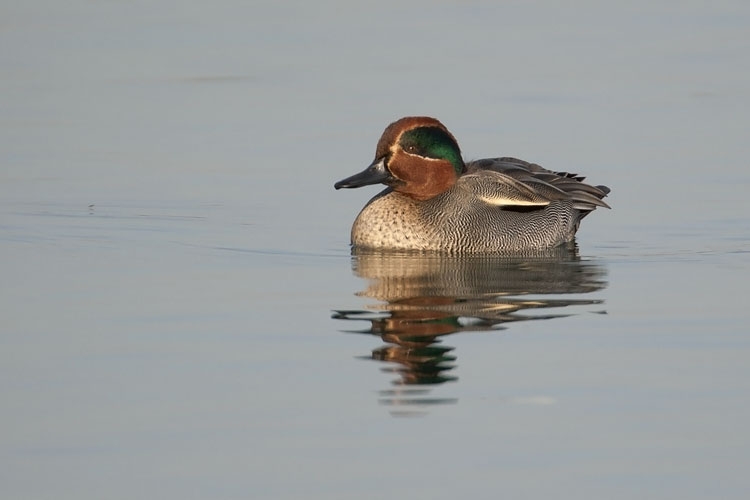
[463,157,610,211]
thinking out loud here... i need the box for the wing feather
[463,157,610,211]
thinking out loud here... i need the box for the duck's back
[466,157,610,212]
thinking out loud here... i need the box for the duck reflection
[333,243,608,415]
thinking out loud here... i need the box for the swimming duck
[334,116,610,252]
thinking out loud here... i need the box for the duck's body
[335,117,610,253]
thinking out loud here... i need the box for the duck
[334,116,610,253]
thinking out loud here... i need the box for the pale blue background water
[2,1,749,499]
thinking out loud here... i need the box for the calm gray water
[2,1,749,499]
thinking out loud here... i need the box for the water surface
[2,1,750,499]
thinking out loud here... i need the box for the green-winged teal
[335,116,610,252]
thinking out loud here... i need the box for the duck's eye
[405,145,419,154]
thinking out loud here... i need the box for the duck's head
[335,116,466,201]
